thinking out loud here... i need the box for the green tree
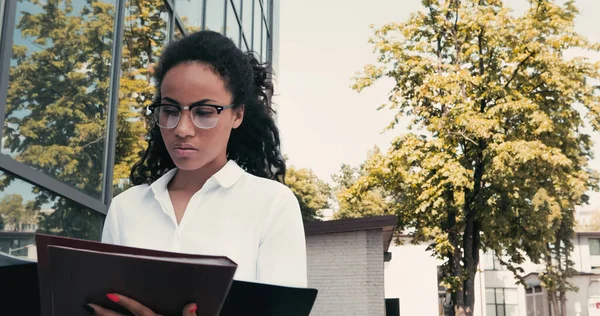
[0,194,37,231]
[332,150,392,219]
[2,0,164,239]
[285,166,331,221]
[349,1,600,315]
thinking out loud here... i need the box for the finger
[181,303,198,316]
[87,303,124,316]
[107,293,154,316]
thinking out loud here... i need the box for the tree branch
[505,50,536,89]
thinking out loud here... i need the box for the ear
[232,104,244,129]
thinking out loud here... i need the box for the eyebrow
[161,97,217,105]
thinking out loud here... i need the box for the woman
[85,30,307,315]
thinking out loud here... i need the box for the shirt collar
[150,160,244,195]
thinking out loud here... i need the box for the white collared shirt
[101,160,308,287]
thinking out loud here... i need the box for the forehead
[160,62,231,103]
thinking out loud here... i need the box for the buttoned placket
[157,178,218,252]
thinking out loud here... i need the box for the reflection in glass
[205,0,225,32]
[4,0,117,198]
[175,24,184,40]
[226,0,241,47]
[0,172,103,261]
[112,0,170,196]
[176,0,202,33]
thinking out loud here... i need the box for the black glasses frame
[148,101,236,129]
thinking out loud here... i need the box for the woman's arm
[256,189,308,287]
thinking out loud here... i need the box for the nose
[174,109,196,138]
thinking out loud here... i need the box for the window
[252,0,262,52]
[225,0,241,47]
[176,0,203,33]
[113,0,169,196]
[0,171,103,259]
[205,0,225,32]
[4,0,117,199]
[486,288,518,316]
[241,0,253,50]
[590,238,600,256]
[525,286,545,316]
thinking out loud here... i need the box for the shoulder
[109,184,152,210]
[238,172,298,207]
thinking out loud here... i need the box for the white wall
[307,230,385,316]
[384,242,442,316]
[384,234,600,316]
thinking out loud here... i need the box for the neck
[168,156,228,192]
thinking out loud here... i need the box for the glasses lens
[155,105,180,128]
[192,105,219,129]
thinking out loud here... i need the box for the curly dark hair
[129,30,286,185]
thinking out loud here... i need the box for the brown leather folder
[36,233,237,316]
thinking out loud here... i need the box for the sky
[275,0,600,214]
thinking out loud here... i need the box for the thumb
[182,303,197,316]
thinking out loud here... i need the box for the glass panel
[534,285,543,293]
[504,288,518,304]
[591,239,600,256]
[497,305,505,316]
[487,305,497,316]
[496,289,505,304]
[226,0,240,47]
[241,0,252,49]
[112,0,169,196]
[534,294,544,316]
[526,295,534,316]
[176,0,203,33]
[205,0,225,33]
[252,0,261,52]
[175,24,184,40]
[4,0,117,199]
[506,305,518,316]
[0,171,103,260]
[486,289,496,305]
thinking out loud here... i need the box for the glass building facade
[0,0,278,263]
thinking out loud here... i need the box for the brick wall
[306,229,385,316]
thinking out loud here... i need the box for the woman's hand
[85,293,197,316]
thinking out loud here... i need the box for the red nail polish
[190,304,197,313]
[106,293,120,303]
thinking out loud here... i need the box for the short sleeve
[256,189,308,287]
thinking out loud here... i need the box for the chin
[173,160,207,171]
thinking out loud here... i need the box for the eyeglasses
[148,101,235,129]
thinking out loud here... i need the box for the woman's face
[158,62,243,171]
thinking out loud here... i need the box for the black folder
[0,234,318,316]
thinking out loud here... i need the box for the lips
[173,143,198,151]
[172,144,199,157]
